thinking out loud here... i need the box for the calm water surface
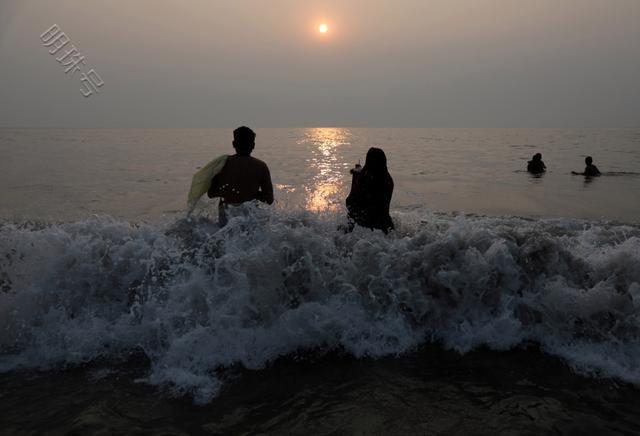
[1,128,639,222]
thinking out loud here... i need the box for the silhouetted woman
[346,147,394,233]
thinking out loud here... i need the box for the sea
[1,127,640,434]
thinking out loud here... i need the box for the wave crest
[1,207,639,403]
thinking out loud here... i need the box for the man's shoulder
[227,154,267,164]
[249,156,270,170]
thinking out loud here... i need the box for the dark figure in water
[346,147,394,233]
[572,156,601,177]
[208,126,274,224]
[527,153,546,174]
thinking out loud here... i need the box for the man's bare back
[208,154,273,205]
[206,126,274,213]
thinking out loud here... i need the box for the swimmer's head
[585,156,593,165]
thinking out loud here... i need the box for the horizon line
[1,125,639,130]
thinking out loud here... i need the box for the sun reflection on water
[301,128,352,212]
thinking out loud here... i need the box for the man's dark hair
[233,126,256,155]
[585,156,593,165]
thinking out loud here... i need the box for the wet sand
[2,346,639,435]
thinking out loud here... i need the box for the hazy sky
[1,0,639,127]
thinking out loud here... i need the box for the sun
[318,23,328,34]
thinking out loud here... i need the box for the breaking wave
[1,205,639,403]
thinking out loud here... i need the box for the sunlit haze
[1,0,639,127]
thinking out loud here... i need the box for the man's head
[233,126,256,156]
[533,153,542,161]
[585,156,593,165]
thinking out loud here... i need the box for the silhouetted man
[572,156,601,177]
[208,126,273,224]
[527,153,546,174]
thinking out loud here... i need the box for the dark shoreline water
[2,346,640,435]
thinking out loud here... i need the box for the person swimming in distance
[527,153,546,174]
[207,126,274,225]
[572,156,601,177]
[345,147,394,233]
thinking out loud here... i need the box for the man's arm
[259,164,274,205]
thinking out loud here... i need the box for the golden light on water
[306,183,340,212]
[303,128,351,212]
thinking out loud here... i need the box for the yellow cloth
[187,155,229,209]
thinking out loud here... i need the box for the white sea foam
[1,206,639,403]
